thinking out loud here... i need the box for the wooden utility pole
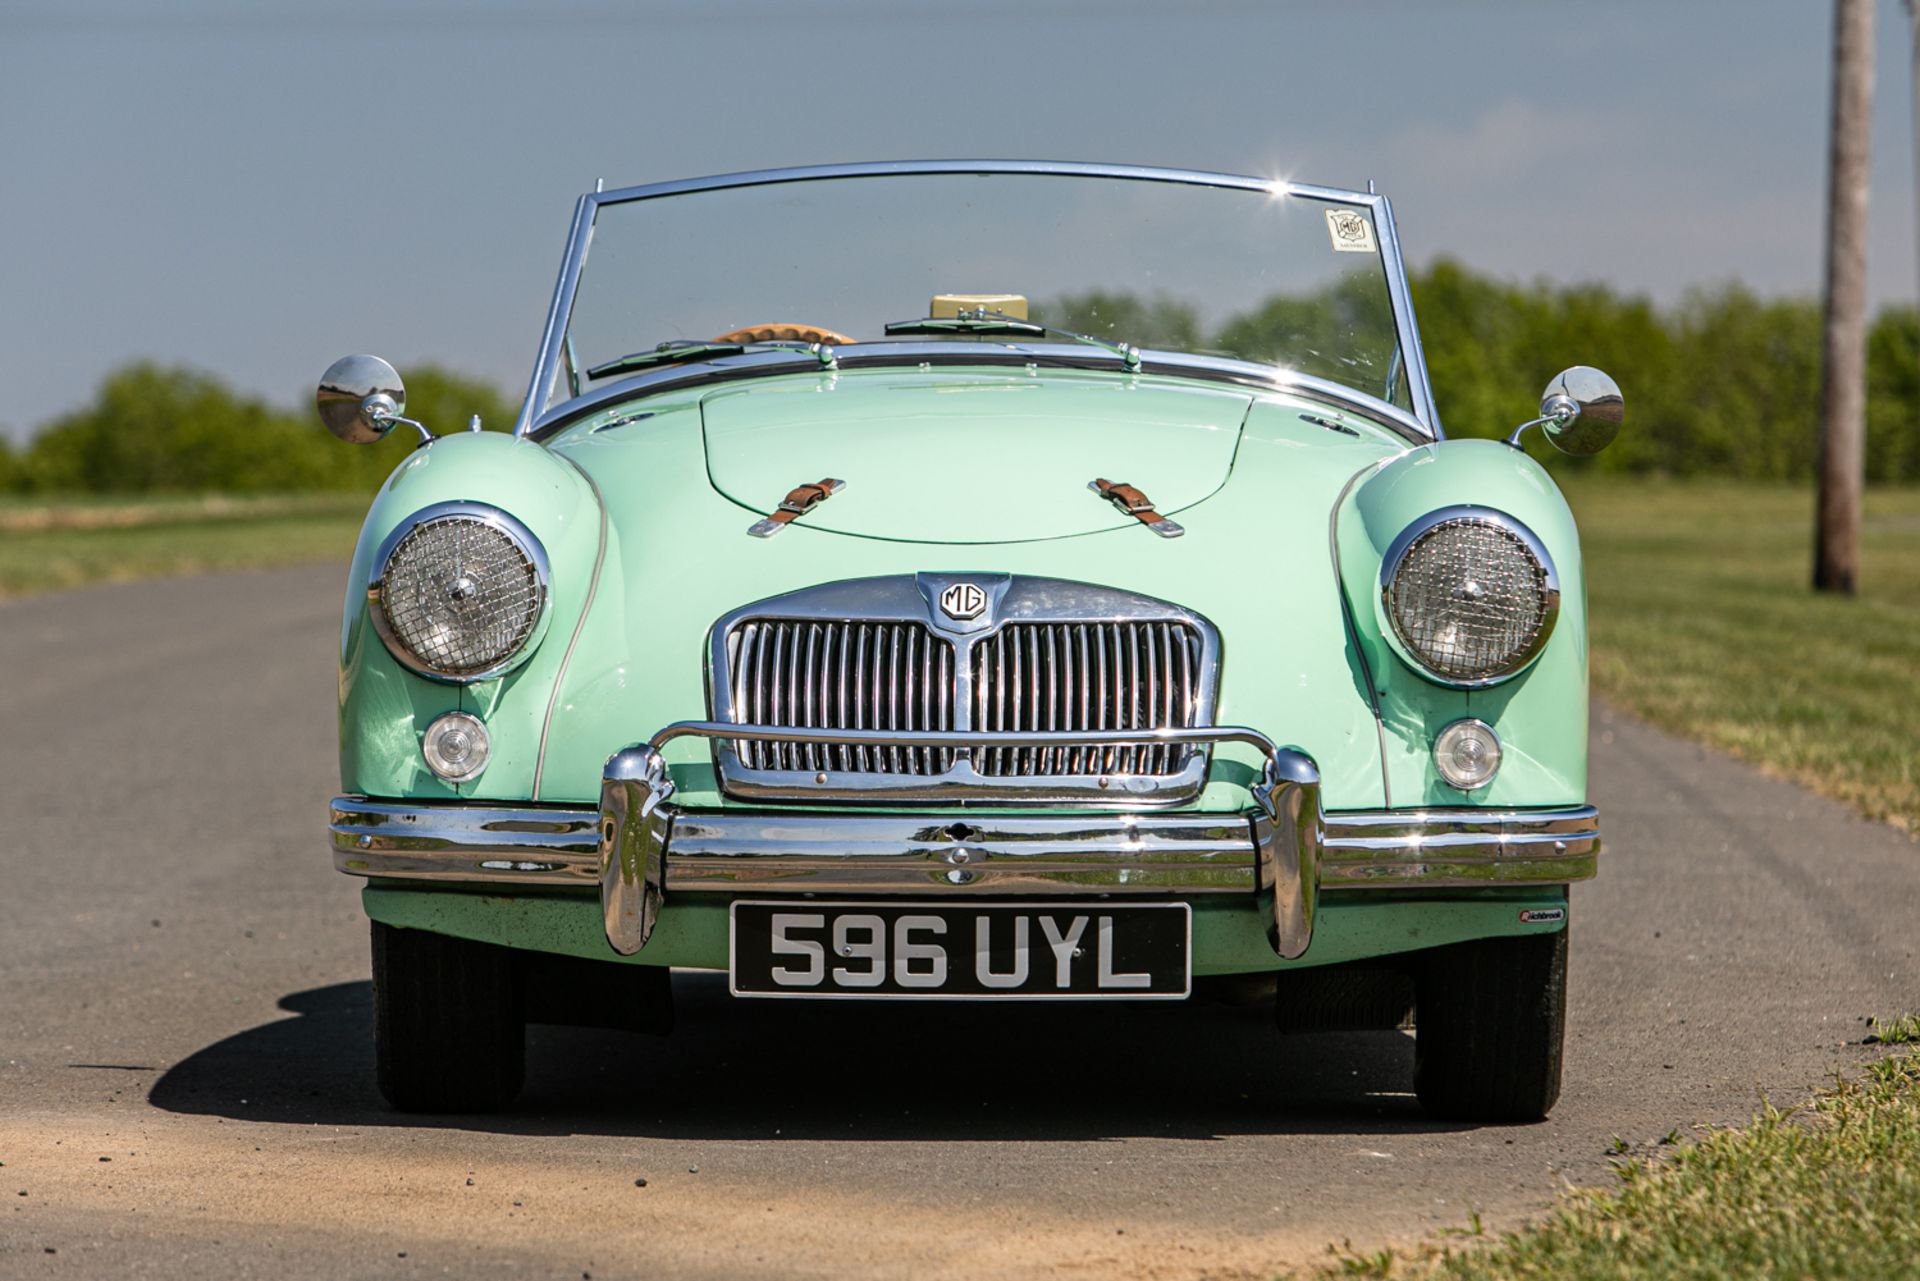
[1815,0,1875,595]
[1907,1,1919,304]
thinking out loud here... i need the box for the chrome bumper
[331,721,1600,961]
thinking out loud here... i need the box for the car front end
[317,162,1619,1120]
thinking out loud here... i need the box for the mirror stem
[1503,395,1578,448]
[367,400,434,448]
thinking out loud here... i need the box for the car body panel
[700,371,1254,542]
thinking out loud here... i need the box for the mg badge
[938,582,987,621]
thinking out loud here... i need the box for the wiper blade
[587,339,843,381]
[883,309,1141,371]
[884,315,1046,337]
[586,341,745,380]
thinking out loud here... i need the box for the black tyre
[1413,927,1567,1122]
[372,921,525,1113]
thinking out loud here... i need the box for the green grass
[1304,1047,1920,1280]
[0,493,364,599]
[1565,477,1920,834]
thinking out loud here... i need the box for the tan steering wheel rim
[711,323,857,346]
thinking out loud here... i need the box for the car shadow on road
[149,976,1480,1140]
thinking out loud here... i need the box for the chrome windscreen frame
[509,160,1444,441]
[366,501,554,684]
[704,574,1223,806]
[1376,505,1561,689]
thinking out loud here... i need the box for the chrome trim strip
[366,501,553,684]
[705,577,1223,806]
[526,346,1432,447]
[1373,194,1442,434]
[512,160,1438,442]
[1376,505,1562,688]
[531,456,609,800]
[1326,456,1403,807]
[514,194,596,437]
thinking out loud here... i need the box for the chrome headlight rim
[1377,504,1560,689]
[366,500,553,684]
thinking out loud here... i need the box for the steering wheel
[711,323,856,346]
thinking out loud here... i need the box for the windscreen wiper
[883,309,1142,371]
[586,340,838,381]
[586,341,745,380]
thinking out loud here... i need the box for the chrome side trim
[512,160,1439,442]
[1326,455,1402,807]
[531,456,609,800]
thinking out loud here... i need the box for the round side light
[1433,718,1502,792]
[422,711,491,783]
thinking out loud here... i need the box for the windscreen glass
[560,172,1406,408]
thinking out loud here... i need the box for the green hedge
[1412,259,1918,481]
[4,362,514,496]
[5,263,1916,495]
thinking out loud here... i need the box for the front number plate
[729,901,1191,1000]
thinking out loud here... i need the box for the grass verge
[1564,477,1920,835]
[0,493,364,599]
[1305,1046,1920,1280]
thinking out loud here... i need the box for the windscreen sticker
[1325,208,1377,253]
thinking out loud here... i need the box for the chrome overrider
[331,721,1601,963]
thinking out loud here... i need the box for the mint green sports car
[319,161,1621,1120]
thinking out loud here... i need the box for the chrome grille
[727,620,955,775]
[709,575,1221,804]
[972,622,1202,777]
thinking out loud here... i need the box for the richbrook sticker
[1325,208,1377,253]
[1518,908,1567,924]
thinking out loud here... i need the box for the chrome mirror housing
[316,355,431,446]
[1505,366,1623,456]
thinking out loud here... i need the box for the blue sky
[2,0,1916,440]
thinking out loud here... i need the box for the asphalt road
[4,565,1918,1280]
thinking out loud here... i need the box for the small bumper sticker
[1519,908,1567,924]
[1325,208,1377,253]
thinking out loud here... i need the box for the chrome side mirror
[1505,366,1623,456]
[316,355,431,446]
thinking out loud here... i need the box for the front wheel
[1413,927,1567,1122]
[371,922,525,1113]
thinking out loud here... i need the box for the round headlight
[1381,507,1558,685]
[370,503,549,681]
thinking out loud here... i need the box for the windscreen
[560,172,1407,408]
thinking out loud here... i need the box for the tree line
[0,364,516,496]
[1,259,1915,495]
